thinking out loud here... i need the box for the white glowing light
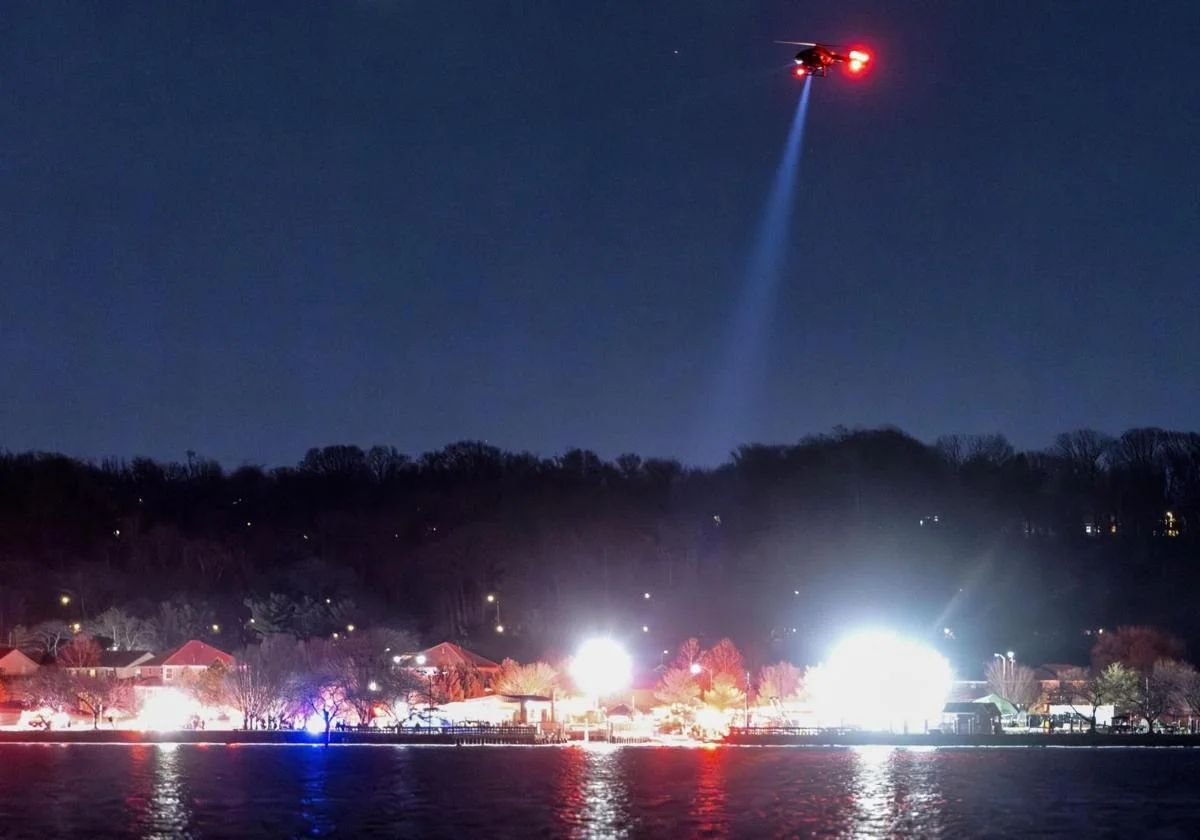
[305,715,326,735]
[137,688,201,731]
[807,630,952,733]
[689,662,702,676]
[570,638,632,698]
[415,654,427,666]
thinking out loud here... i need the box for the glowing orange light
[794,65,807,78]
[848,60,864,74]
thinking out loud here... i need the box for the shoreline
[2,730,1200,748]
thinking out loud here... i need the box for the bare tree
[1168,662,1200,731]
[1054,664,1138,733]
[704,674,746,713]
[46,636,132,729]
[984,660,1041,709]
[84,607,158,651]
[155,599,216,648]
[757,662,803,703]
[673,638,703,671]
[654,667,701,708]
[493,659,557,696]
[1135,659,1191,733]
[14,620,73,658]
[294,638,349,744]
[1053,430,1114,478]
[702,638,747,690]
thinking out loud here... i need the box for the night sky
[3,1,1197,467]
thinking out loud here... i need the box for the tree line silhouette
[1,426,1197,671]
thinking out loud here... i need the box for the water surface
[0,744,1197,838]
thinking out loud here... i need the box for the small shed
[942,701,1001,735]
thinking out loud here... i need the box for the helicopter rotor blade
[774,41,817,47]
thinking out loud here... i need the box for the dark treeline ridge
[1,427,1198,671]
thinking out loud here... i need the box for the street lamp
[485,595,502,627]
[745,669,752,728]
[413,654,435,719]
[993,652,1014,682]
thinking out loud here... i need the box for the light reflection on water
[148,742,193,839]
[299,746,335,838]
[690,744,728,836]
[1,744,1199,838]
[579,745,631,839]
[850,745,947,837]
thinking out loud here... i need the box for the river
[0,744,1197,838]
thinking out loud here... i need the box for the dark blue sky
[3,1,1197,467]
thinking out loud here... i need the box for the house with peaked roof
[0,647,40,677]
[61,650,154,680]
[140,640,234,686]
[397,642,501,676]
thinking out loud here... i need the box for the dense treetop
[2,427,1197,672]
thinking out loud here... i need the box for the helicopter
[776,41,872,78]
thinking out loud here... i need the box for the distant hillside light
[211,624,220,633]
[346,624,355,633]
[643,592,651,600]
[59,594,71,606]
[495,624,505,634]
[392,655,402,664]
[486,594,496,603]
[415,654,427,666]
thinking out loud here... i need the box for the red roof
[144,640,234,668]
[401,642,500,672]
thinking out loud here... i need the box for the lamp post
[415,653,435,721]
[486,594,501,629]
[744,669,752,729]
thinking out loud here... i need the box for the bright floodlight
[415,654,427,666]
[808,630,952,733]
[570,638,632,698]
[689,662,702,676]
